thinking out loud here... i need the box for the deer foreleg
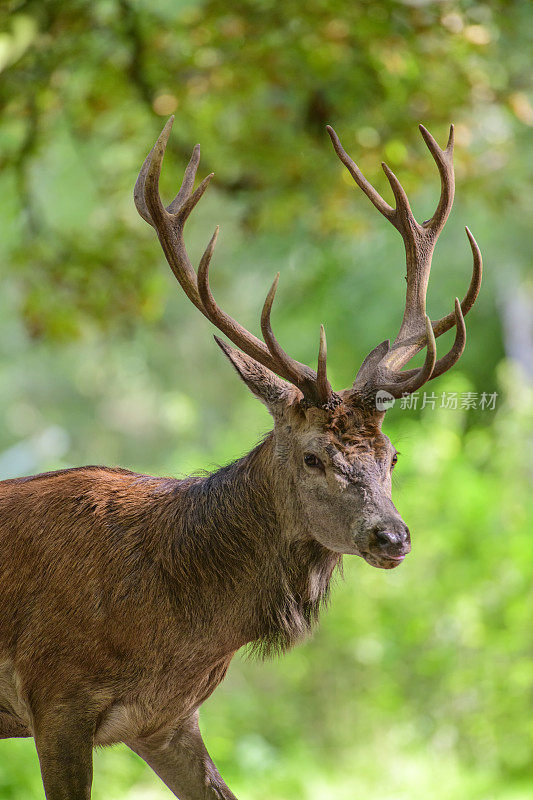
[129,713,237,800]
[32,703,96,800]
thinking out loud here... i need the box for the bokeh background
[1,1,533,798]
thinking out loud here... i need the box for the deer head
[135,118,482,570]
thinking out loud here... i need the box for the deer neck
[162,433,340,655]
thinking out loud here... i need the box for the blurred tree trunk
[500,278,533,382]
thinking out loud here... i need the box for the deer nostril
[372,523,410,552]
[374,528,399,547]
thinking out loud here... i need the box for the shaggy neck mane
[160,434,341,658]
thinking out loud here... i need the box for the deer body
[0,120,481,799]
[0,438,343,798]
[0,442,337,733]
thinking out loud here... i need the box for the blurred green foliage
[0,0,532,798]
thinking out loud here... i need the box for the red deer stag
[0,119,481,799]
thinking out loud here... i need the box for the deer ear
[214,337,297,411]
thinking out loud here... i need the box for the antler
[136,117,481,412]
[327,124,482,401]
[134,117,335,407]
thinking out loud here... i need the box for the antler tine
[197,229,280,374]
[166,143,201,215]
[316,325,332,404]
[419,123,455,234]
[258,273,325,395]
[137,119,334,406]
[142,116,174,228]
[134,151,156,226]
[260,274,305,383]
[432,227,482,337]
[431,298,466,379]
[381,162,416,231]
[134,116,174,227]
[326,125,394,221]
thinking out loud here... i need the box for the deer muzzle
[361,520,411,569]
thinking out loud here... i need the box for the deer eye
[304,453,324,470]
[391,453,398,468]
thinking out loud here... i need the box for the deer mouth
[361,550,407,570]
